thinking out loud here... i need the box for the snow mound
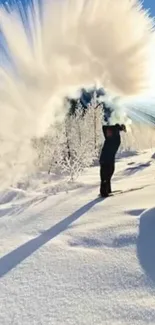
[137,207,155,283]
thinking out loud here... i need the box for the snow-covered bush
[33,99,103,181]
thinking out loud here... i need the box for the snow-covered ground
[1,149,155,325]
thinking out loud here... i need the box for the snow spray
[0,0,154,187]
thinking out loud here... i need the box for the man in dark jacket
[99,123,126,197]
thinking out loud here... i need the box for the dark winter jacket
[100,124,125,164]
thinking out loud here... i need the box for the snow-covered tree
[32,96,104,181]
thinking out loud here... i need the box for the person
[99,123,126,197]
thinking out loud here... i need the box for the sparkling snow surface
[1,150,155,325]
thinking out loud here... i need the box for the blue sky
[0,0,154,16]
[143,0,155,16]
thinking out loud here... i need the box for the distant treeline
[66,87,105,115]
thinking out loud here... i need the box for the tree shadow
[123,162,151,176]
[0,195,47,218]
[117,150,138,160]
[69,236,103,248]
[137,208,155,283]
[113,234,137,247]
[70,233,137,249]
[126,209,145,217]
[0,197,104,278]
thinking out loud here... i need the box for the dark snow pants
[100,162,115,197]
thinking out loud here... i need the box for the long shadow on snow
[137,208,155,283]
[0,197,103,278]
